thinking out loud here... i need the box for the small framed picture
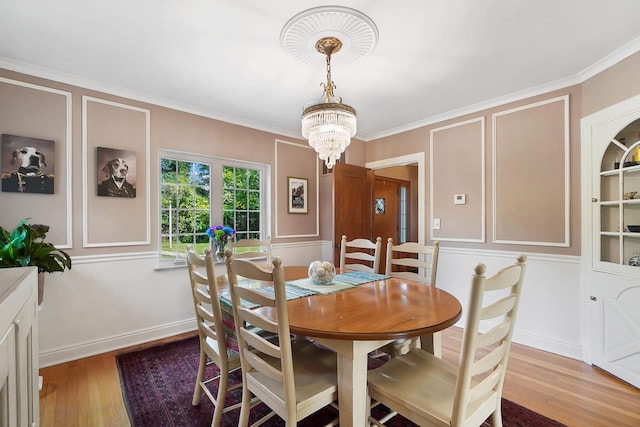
[288,176,308,214]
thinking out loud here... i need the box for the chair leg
[492,406,503,427]
[238,385,252,427]
[192,348,207,405]
[369,395,398,426]
[211,367,229,427]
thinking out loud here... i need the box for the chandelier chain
[301,36,356,169]
[323,51,338,102]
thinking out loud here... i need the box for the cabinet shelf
[600,232,640,237]
[600,199,640,206]
[601,164,640,176]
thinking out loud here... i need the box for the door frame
[366,153,425,244]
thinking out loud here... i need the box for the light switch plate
[433,218,441,230]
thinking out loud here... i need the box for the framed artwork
[96,146,137,198]
[288,176,308,214]
[1,134,55,194]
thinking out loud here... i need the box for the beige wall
[0,68,320,256]
[0,75,70,246]
[365,85,583,256]
[6,48,638,259]
[582,52,640,117]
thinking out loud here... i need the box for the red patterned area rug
[117,336,566,427]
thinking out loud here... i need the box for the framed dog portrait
[288,176,307,214]
[96,147,137,198]
[1,134,55,194]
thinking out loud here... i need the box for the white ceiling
[2,0,640,141]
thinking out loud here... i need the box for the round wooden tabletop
[255,266,463,341]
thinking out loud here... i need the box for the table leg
[419,331,442,357]
[313,338,391,427]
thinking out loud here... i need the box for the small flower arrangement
[206,225,235,256]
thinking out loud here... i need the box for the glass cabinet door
[599,118,640,267]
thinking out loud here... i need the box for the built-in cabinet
[598,117,640,266]
[0,267,39,427]
[583,94,640,389]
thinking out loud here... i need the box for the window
[223,166,262,241]
[158,150,269,267]
[399,185,407,243]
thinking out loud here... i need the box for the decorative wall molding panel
[0,77,73,248]
[430,117,485,242]
[82,96,151,247]
[274,139,319,238]
[492,95,570,247]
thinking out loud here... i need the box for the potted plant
[0,218,72,305]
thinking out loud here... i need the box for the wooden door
[333,163,374,266]
[374,176,410,269]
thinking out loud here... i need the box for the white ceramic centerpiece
[308,260,336,284]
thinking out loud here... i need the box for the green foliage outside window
[223,166,262,241]
[160,158,263,262]
[160,159,211,258]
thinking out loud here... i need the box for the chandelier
[301,37,356,169]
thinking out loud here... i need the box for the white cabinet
[0,267,39,427]
[583,95,640,388]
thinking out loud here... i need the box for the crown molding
[0,57,302,141]
[4,34,640,143]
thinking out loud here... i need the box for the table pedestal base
[313,338,393,427]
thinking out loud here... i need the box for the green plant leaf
[0,218,71,274]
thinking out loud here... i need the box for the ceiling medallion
[282,7,377,169]
[280,6,379,67]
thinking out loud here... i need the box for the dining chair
[229,236,272,266]
[339,235,383,273]
[368,255,527,427]
[385,238,440,285]
[186,247,242,427]
[380,238,441,357]
[225,253,340,426]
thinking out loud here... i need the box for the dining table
[219,265,462,427]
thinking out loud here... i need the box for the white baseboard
[512,329,583,361]
[39,318,197,368]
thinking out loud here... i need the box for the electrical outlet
[433,218,441,230]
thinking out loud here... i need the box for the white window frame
[157,149,270,268]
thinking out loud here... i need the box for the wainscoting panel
[38,242,583,367]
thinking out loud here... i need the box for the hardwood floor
[39,328,640,427]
